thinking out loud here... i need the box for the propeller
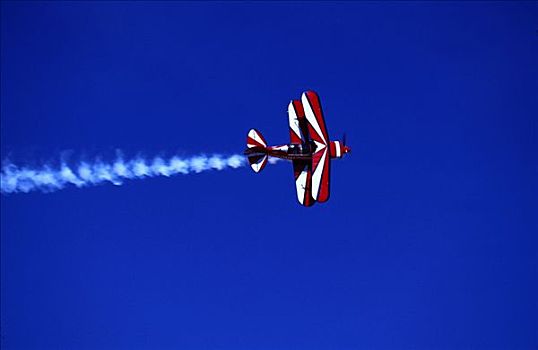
[342,132,351,154]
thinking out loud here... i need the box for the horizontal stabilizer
[247,154,268,173]
[247,129,267,148]
[246,128,269,173]
[247,129,267,149]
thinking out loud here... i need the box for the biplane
[244,91,350,206]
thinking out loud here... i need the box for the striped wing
[288,100,309,144]
[302,91,330,202]
[293,160,315,207]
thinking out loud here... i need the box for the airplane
[244,91,351,206]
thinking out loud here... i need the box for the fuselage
[244,140,349,161]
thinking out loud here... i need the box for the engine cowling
[329,141,351,158]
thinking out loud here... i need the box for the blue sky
[1,2,536,349]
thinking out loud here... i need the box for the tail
[245,128,269,173]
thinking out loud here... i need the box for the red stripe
[311,149,324,173]
[293,100,305,117]
[306,121,324,145]
[304,162,315,206]
[247,136,266,149]
[329,141,337,158]
[289,129,302,144]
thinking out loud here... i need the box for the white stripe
[295,168,308,204]
[288,101,303,142]
[335,141,341,158]
[302,93,327,145]
[251,155,267,173]
[314,141,326,153]
[271,145,289,152]
[311,148,327,200]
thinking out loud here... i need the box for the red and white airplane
[244,91,350,206]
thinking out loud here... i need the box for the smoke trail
[1,153,277,194]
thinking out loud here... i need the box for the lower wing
[293,160,315,207]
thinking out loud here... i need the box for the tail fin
[246,129,268,173]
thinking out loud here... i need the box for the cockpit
[288,141,316,155]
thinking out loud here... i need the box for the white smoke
[1,153,254,194]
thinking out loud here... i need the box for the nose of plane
[343,145,351,154]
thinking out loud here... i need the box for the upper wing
[302,91,330,202]
[302,91,329,146]
[288,99,309,144]
[293,159,315,206]
[310,147,330,202]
